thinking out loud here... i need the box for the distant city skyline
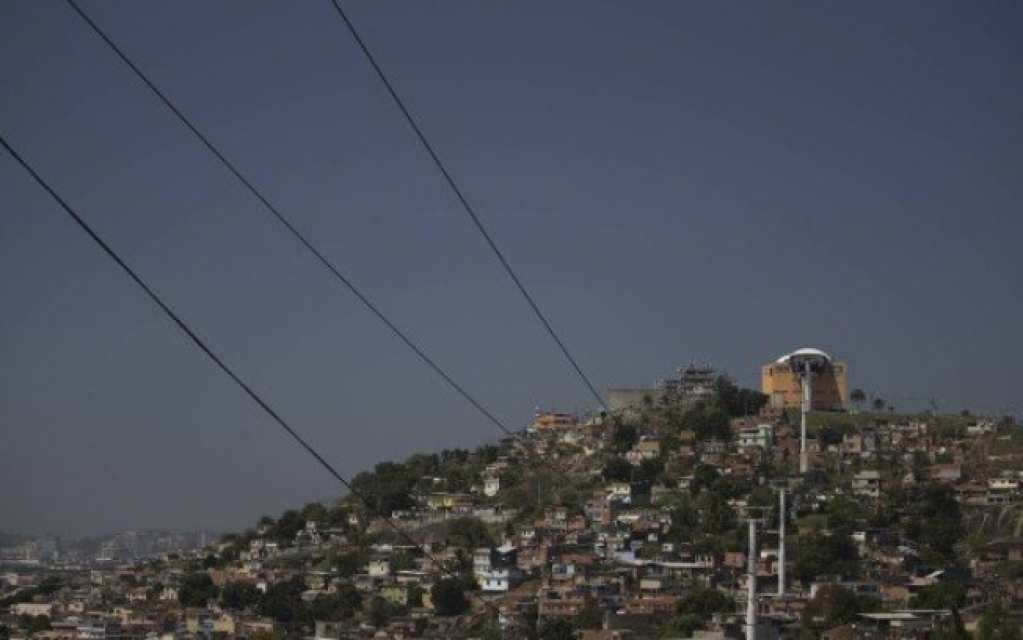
[2,1,1020,537]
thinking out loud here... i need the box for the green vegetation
[364,595,401,628]
[807,410,975,437]
[901,483,964,564]
[220,581,260,611]
[574,603,605,629]
[21,616,51,637]
[0,577,63,608]
[430,577,470,617]
[256,578,306,625]
[679,402,731,441]
[793,531,860,584]
[678,587,735,617]
[801,585,878,633]
[659,588,736,638]
[178,573,216,608]
[445,517,495,550]
[539,617,577,640]
[909,582,966,610]
[978,602,1023,640]
[714,376,769,417]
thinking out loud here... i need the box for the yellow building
[761,348,848,411]
[532,411,577,430]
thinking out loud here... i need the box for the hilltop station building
[761,348,848,412]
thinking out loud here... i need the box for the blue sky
[1,1,1021,536]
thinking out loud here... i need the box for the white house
[737,424,774,452]
[478,568,516,593]
[852,470,883,499]
[483,476,500,497]
[367,559,390,578]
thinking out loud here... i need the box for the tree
[201,553,220,570]
[747,487,776,513]
[664,497,699,544]
[636,457,664,485]
[690,464,720,496]
[681,403,731,441]
[794,531,859,584]
[715,376,769,417]
[871,397,886,412]
[575,604,605,630]
[274,509,305,544]
[699,492,737,535]
[661,614,703,639]
[816,424,846,448]
[301,502,328,525]
[677,588,735,618]
[221,582,261,611]
[24,616,51,637]
[850,389,866,412]
[611,424,639,453]
[446,517,494,550]
[932,607,970,640]
[431,578,469,617]
[178,573,216,608]
[331,550,367,578]
[602,457,633,482]
[539,617,576,640]
[468,619,504,640]
[909,582,966,610]
[902,483,964,564]
[146,582,164,603]
[713,473,751,500]
[365,596,401,628]
[907,450,928,483]
[407,585,425,608]
[36,577,62,597]
[391,550,416,572]
[220,545,239,564]
[257,577,307,624]
[822,494,864,536]
[803,585,875,630]
[309,584,361,621]
[350,461,416,516]
[979,602,1022,640]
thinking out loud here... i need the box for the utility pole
[781,349,831,474]
[799,369,813,474]
[778,489,786,598]
[535,462,543,637]
[747,518,757,640]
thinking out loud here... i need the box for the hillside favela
[4,349,1022,640]
[3,3,1020,640]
